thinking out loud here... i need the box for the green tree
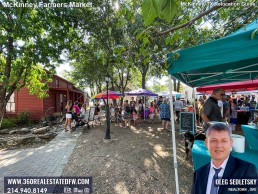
[139,0,257,91]
[67,1,134,98]
[151,83,168,93]
[140,0,257,37]
[65,0,258,93]
[0,4,79,127]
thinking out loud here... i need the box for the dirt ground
[62,120,194,194]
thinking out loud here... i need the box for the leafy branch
[144,0,237,36]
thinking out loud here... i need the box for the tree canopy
[67,0,257,95]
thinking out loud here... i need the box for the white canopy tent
[226,90,258,95]
[157,90,182,97]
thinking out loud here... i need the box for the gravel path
[62,121,194,194]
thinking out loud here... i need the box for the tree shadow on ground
[63,120,194,194]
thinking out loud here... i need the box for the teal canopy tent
[167,19,258,87]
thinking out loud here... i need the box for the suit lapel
[223,154,235,176]
[200,163,210,193]
[219,154,235,194]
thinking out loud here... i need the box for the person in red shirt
[149,101,155,123]
[72,101,81,128]
[73,101,80,114]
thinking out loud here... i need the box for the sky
[55,63,168,88]
[56,63,72,76]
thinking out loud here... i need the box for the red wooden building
[5,74,85,120]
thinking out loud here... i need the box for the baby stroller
[71,113,90,130]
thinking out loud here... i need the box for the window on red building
[56,79,59,88]
[6,93,15,113]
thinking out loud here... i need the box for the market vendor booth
[124,88,158,119]
[197,80,258,125]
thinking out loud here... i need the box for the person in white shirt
[173,98,184,123]
[80,104,86,117]
[218,100,223,117]
[191,123,257,194]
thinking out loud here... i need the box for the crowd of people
[63,88,258,132]
[199,88,257,131]
[117,88,258,132]
[110,97,160,128]
[109,96,183,131]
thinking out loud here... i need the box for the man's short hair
[206,123,231,138]
[212,88,224,94]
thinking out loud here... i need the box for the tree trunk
[0,96,8,128]
[90,86,95,97]
[176,81,181,92]
[141,69,147,89]
[142,75,146,89]
[96,80,102,93]
[110,81,117,106]
[173,78,176,91]
[0,31,14,128]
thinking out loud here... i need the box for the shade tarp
[196,79,258,93]
[167,19,258,87]
[125,89,158,96]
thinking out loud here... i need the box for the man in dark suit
[191,123,257,194]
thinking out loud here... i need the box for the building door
[60,94,64,115]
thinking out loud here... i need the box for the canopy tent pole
[168,75,180,194]
[193,88,197,132]
[144,95,146,120]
